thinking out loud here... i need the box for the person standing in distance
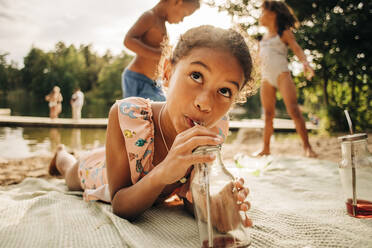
[122,0,200,101]
[70,87,84,120]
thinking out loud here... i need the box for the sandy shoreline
[1,132,371,186]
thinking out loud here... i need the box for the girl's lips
[185,116,202,128]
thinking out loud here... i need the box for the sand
[1,131,371,186]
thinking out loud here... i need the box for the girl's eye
[190,72,203,83]
[219,88,232,98]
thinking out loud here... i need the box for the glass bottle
[338,133,372,218]
[190,145,251,248]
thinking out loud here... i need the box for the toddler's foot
[304,147,317,158]
[252,150,271,157]
[48,144,65,176]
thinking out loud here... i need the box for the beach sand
[1,131,371,186]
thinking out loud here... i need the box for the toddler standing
[257,0,317,157]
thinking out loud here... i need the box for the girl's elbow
[112,202,140,221]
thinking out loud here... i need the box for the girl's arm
[123,11,163,60]
[106,103,167,220]
[106,103,225,220]
[282,29,314,80]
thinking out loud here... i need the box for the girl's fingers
[177,124,221,140]
[235,178,244,190]
[175,135,223,154]
[240,201,251,211]
[243,213,253,227]
[242,187,249,197]
[237,191,247,202]
[174,125,223,148]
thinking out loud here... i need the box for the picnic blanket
[1,156,372,248]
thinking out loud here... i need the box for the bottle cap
[338,133,367,142]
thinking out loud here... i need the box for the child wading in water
[122,0,200,101]
[257,0,317,157]
[50,25,254,232]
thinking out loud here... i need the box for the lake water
[0,126,239,160]
[0,126,106,159]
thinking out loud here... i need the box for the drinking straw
[344,110,353,135]
[344,110,357,216]
[203,163,213,247]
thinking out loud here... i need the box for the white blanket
[1,156,371,247]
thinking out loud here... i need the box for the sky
[0,0,232,67]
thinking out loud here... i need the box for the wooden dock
[0,115,318,130]
[0,108,11,116]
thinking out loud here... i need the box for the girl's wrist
[150,164,168,187]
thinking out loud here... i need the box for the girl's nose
[194,92,212,113]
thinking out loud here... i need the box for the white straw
[344,110,353,135]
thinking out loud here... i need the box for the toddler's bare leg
[257,81,277,156]
[277,72,317,158]
[49,145,82,191]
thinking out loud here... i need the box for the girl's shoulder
[116,97,153,119]
[115,97,156,183]
[115,97,154,135]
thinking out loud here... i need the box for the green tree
[0,53,10,94]
[2,42,133,117]
[22,47,51,97]
[86,51,132,108]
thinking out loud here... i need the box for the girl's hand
[157,125,224,185]
[303,63,314,80]
[209,178,252,233]
[193,178,252,233]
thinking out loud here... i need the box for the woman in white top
[258,0,317,157]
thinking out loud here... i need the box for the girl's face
[259,8,276,27]
[167,2,198,24]
[165,47,245,133]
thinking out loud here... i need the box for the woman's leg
[257,81,277,156]
[56,104,62,118]
[51,106,58,119]
[277,72,317,157]
[49,107,55,119]
[49,145,82,191]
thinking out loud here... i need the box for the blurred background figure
[45,86,63,119]
[70,87,84,120]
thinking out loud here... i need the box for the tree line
[0,42,132,117]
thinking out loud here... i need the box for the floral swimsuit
[77,97,229,203]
